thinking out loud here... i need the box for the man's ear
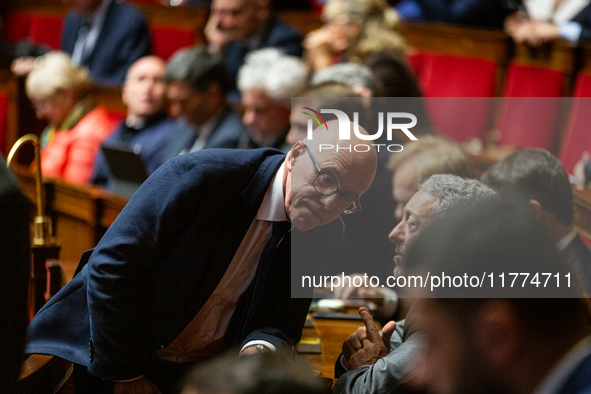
[528,200,543,220]
[288,141,305,171]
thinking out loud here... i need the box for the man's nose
[320,193,339,212]
[242,110,254,126]
[388,221,405,244]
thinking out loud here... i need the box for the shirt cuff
[340,354,350,372]
[559,22,582,43]
[240,340,277,354]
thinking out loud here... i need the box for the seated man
[407,199,591,394]
[163,46,246,161]
[205,0,303,96]
[92,56,177,188]
[481,148,591,294]
[25,120,378,393]
[334,174,496,394]
[12,0,151,86]
[237,48,307,152]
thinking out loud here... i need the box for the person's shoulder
[264,15,304,45]
[107,0,148,26]
[180,147,284,169]
[74,106,119,136]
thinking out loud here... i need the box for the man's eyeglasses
[304,144,361,214]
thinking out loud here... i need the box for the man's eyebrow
[404,207,418,219]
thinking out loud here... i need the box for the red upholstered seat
[0,94,8,155]
[150,26,196,61]
[558,73,591,174]
[407,51,425,78]
[27,15,64,50]
[420,54,497,142]
[4,12,31,43]
[497,63,564,152]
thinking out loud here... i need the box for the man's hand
[205,12,229,53]
[527,22,560,46]
[342,307,396,370]
[113,376,161,394]
[11,56,36,76]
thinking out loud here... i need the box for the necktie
[72,19,91,66]
[239,221,292,337]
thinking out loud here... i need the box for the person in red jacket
[25,51,117,184]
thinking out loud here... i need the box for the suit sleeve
[333,322,421,394]
[85,156,206,380]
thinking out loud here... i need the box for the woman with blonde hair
[26,51,117,184]
[304,0,406,72]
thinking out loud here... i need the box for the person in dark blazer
[205,0,303,98]
[164,46,246,160]
[92,56,177,188]
[61,0,151,85]
[482,148,591,295]
[25,122,378,393]
[0,158,31,393]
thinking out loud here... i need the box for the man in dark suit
[406,199,591,394]
[0,158,31,393]
[205,0,303,98]
[92,56,178,189]
[163,46,245,162]
[25,121,378,393]
[482,148,591,295]
[61,0,151,85]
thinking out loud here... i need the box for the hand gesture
[342,307,396,370]
[205,12,228,52]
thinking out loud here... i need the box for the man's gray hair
[237,48,307,108]
[165,46,229,93]
[311,63,377,94]
[419,174,496,219]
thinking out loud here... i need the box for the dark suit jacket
[557,348,591,394]
[224,16,303,92]
[415,0,511,28]
[61,0,151,86]
[92,116,177,187]
[562,234,591,295]
[162,108,245,162]
[573,4,591,43]
[0,159,31,393]
[25,149,313,382]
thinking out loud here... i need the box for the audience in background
[362,50,422,98]
[304,0,405,73]
[180,353,325,394]
[395,0,511,28]
[237,48,307,151]
[205,0,303,98]
[163,46,245,161]
[334,175,496,394]
[481,148,591,294]
[12,0,151,85]
[407,199,591,394]
[504,0,591,46]
[0,158,31,394]
[92,56,177,188]
[26,52,117,184]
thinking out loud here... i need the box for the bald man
[92,56,179,189]
[26,120,377,394]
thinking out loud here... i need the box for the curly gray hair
[419,174,496,220]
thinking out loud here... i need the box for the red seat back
[497,63,564,152]
[28,15,64,50]
[4,12,31,43]
[558,73,591,174]
[420,54,497,142]
[0,94,8,155]
[150,26,196,61]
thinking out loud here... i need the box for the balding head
[285,120,377,231]
[122,56,167,119]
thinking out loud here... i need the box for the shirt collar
[533,335,591,394]
[256,161,288,222]
[84,0,110,27]
[556,229,578,252]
